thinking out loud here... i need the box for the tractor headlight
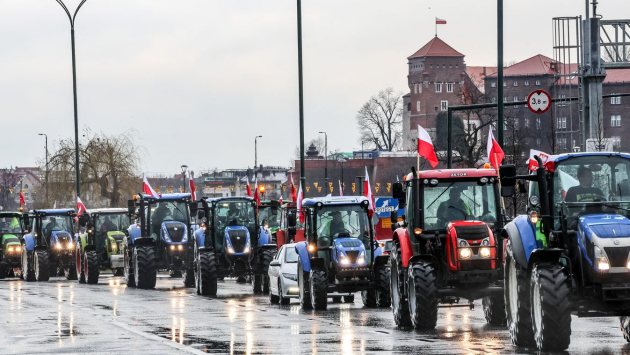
[459,248,472,259]
[177,245,184,251]
[243,239,251,253]
[15,246,21,252]
[7,246,14,252]
[529,210,539,224]
[226,245,235,254]
[111,243,117,251]
[357,251,366,265]
[480,247,491,258]
[458,239,469,247]
[595,246,610,271]
[481,237,490,246]
[68,241,74,249]
[340,254,350,265]
[55,243,62,250]
[181,231,188,243]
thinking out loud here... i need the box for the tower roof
[408,37,464,59]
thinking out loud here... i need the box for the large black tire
[483,295,507,325]
[0,266,5,280]
[64,254,78,281]
[505,240,535,347]
[279,281,290,305]
[124,246,136,287]
[260,249,275,294]
[34,250,50,282]
[85,250,100,284]
[310,268,328,310]
[621,317,630,342]
[408,262,438,330]
[169,269,182,278]
[197,251,218,296]
[21,247,34,281]
[390,242,411,328]
[332,296,342,303]
[236,276,247,283]
[530,263,571,351]
[298,258,312,310]
[375,265,391,307]
[183,267,195,288]
[343,295,355,303]
[77,244,86,284]
[252,275,263,294]
[134,246,157,289]
[361,290,377,307]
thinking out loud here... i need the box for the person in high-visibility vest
[437,187,471,227]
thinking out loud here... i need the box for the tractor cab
[0,212,27,278]
[275,202,305,249]
[78,208,130,278]
[258,200,281,245]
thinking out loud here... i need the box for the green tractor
[0,212,27,278]
[77,208,130,283]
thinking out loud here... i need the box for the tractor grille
[345,251,360,263]
[604,246,630,267]
[340,240,362,248]
[164,222,185,242]
[3,237,19,249]
[454,225,489,241]
[228,230,248,252]
[56,232,71,243]
[109,233,125,242]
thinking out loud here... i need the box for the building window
[535,80,541,86]
[612,115,622,127]
[446,83,453,93]
[559,137,567,149]
[503,82,507,87]
[513,96,519,107]
[514,118,519,129]
[407,103,411,111]
[435,83,442,93]
[416,101,421,112]
[491,82,496,88]
[525,118,530,128]
[418,84,422,93]
[557,117,567,129]
[491,97,497,103]
[536,137,541,146]
[441,100,448,111]
[413,84,417,94]
[504,96,508,103]
[513,81,518,87]
[525,80,530,86]
[557,94,567,107]
[611,95,621,105]
[612,136,621,147]
[536,118,541,129]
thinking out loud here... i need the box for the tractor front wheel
[530,263,571,351]
[375,265,391,307]
[197,251,218,296]
[505,240,535,347]
[408,261,438,330]
[85,250,100,284]
[65,249,78,281]
[134,245,157,289]
[183,267,195,288]
[343,295,355,303]
[77,244,86,284]
[310,267,328,310]
[252,275,263,294]
[361,290,377,307]
[298,258,312,310]
[260,249,275,294]
[390,242,411,328]
[34,250,50,282]
[483,295,507,326]
[123,245,136,287]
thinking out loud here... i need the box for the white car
[268,243,354,305]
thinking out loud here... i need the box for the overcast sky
[1,0,628,176]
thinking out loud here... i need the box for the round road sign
[527,90,551,114]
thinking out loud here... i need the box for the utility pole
[497,0,504,145]
[297,0,306,196]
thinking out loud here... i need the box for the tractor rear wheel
[531,263,571,351]
[34,250,50,282]
[310,267,328,310]
[260,249,275,294]
[483,295,507,325]
[77,244,86,284]
[298,258,312,310]
[183,267,195,288]
[197,251,218,296]
[361,290,377,307]
[252,275,263,294]
[134,245,157,289]
[375,265,391,307]
[124,246,136,287]
[343,295,355,303]
[85,250,100,284]
[505,240,535,347]
[21,247,35,282]
[391,242,411,328]
[408,261,438,330]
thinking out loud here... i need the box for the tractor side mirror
[517,179,527,194]
[22,213,29,229]
[127,200,135,216]
[499,164,517,197]
[197,209,205,220]
[390,210,398,224]
[287,213,296,227]
[392,183,404,199]
[271,206,279,215]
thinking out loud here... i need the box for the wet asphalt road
[1,274,630,354]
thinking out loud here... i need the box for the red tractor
[274,202,305,250]
[390,166,506,329]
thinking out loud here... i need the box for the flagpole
[435,18,437,37]
[417,154,420,172]
[494,154,506,213]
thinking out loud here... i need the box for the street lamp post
[255,135,263,173]
[38,133,49,203]
[180,165,188,193]
[54,0,88,199]
[319,131,327,192]
[296,0,306,196]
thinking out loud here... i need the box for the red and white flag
[142,173,159,198]
[19,191,25,206]
[487,128,505,170]
[364,167,375,217]
[77,196,87,216]
[189,172,197,201]
[279,195,283,205]
[417,124,439,168]
[436,17,447,24]
[339,180,343,196]
[246,176,252,197]
[290,174,296,203]
[53,201,57,209]
[254,177,261,205]
[296,183,304,223]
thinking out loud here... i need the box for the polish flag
[296,183,304,223]
[417,124,439,168]
[364,167,375,218]
[339,180,343,196]
[279,195,283,205]
[189,172,197,201]
[246,176,252,197]
[290,174,296,203]
[254,177,261,205]
[77,196,87,216]
[143,173,159,198]
[53,201,57,209]
[487,128,505,170]
[436,17,447,24]
[19,191,25,206]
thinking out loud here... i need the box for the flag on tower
[436,17,447,24]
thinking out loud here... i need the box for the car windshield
[424,180,499,230]
[42,215,75,236]
[0,216,23,234]
[285,246,298,263]
[215,200,255,229]
[315,205,369,239]
[258,206,280,228]
[95,214,130,234]
[553,155,630,219]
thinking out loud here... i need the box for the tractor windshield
[258,206,280,228]
[553,155,630,220]
[0,216,23,234]
[315,205,369,241]
[95,214,130,235]
[149,200,189,236]
[424,180,499,230]
[42,215,75,238]
[215,200,256,229]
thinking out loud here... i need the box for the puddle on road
[146,325,232,353]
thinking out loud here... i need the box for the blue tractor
[20,209,78,281]
[295,196,391,310]
[191,197,277,295]
[501,153,630,351]
[124,193,195,289]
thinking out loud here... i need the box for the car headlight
[282,273,298,281]
[595,246,610,270]
[340,254,350,265]
[459,248,472,259]
[357,250,365,264]
[480,247,491,258]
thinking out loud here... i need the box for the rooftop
[408,36,464,59]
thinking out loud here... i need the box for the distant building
[0,167,42,211]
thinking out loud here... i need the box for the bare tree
[356,88,403,151]
[293,137,328,159]
[0,169,21,210]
